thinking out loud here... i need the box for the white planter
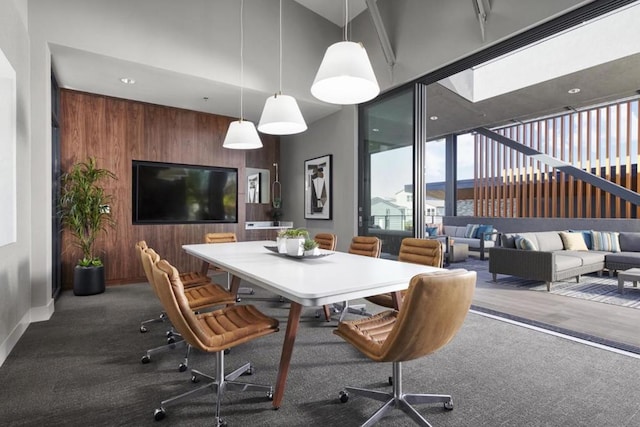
[286,237,305,256]
[276,236,288,253]
[304,247,319,256]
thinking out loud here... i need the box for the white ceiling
[43,0,640,141]
[293,0,368,26]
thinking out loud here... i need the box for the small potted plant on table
[278,228,309,256]
[303,238,319,256]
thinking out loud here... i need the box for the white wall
[0,0,41,367]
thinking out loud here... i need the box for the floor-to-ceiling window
[360,88,414,256]
[359,1,639,240]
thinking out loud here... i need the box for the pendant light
[223,0,263,150]
[310,0,380,105]
[258,0,307,135]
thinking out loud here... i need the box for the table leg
[272,302,302,409]
[228,275,241,306]
[391,291,403,310]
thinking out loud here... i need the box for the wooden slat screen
[473,99,640,218]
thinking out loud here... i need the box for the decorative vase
[286,237,305,256]
[73,265,105,296]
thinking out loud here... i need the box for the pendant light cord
[344,0,348,41]
[240,0,245,121]
[279,0,282,95]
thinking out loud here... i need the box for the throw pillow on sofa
[515,235,538,251]
[464,224,479,238]
[559,231,588,251]
[591,231,620,252]
[568,229,593,249]
[475,224,494,241]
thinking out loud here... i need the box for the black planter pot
[73,265,105,296]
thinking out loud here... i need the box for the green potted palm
[59,157,117,295]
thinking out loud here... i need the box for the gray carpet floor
[1,283,639,426]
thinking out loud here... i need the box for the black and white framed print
[304,154,332,220]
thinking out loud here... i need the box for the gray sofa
[442,225,499,260]
[489,230,640,291]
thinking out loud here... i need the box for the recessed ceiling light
[568,88,580,94]
[429,116,438,120]
[372,128,379,132]
[119,77,136,85]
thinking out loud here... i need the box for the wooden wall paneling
[60,90,278,288]
[568,115,575,218]
[615,104,622,216]
[595,109,602,218]
[550,119,557,217]
[637,101,640,218]
[576,112,582,217]
[585,111,592,217]
[559,117,566,217]
[516,125,523,217]
[605,107,612,217]
[627,102,633,217]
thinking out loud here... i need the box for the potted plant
[279,228,309,256]
[59,157,117,295]
[303,238,319,256]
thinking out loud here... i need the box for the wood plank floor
[460,256,640,353]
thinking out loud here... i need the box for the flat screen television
[132,160,238,224]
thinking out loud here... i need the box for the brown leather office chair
[202,232,255,298]
[151,258,279,426]
[320,236,381,322]
[335,269,476,426]
[314,233,337,251]
[366,238,443,309]
[137,244,235,371]
[135,241,213,333]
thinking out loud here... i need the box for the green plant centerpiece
[303,238,319,256]
[276,228,309,255]
[59,157,117,295]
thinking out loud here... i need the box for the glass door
[359,88,414,257]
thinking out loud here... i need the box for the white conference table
[183,240,441,408]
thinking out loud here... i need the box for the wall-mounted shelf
[245,221,293,230]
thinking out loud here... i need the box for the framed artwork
[247,172,261,203]
[304,154,332,220]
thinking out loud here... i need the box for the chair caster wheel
[191,375,200,383]
[267,390,273,400]
[224,348,230,355]
[250,290,255,295]
[167,336,176,345]
[339,390,349,403]
[245,365,254,375]
[236,297,242,302]
[444,399,454,410]
[215,418,227,427]
[141,355,151,364]
[140,326,148,333]
[166,331,173,338]
[388,376,393,385]
[178,363,187,372]
[153,408,166,421]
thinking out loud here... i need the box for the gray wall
[281,107,358,252]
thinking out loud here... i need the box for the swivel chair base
[339,361,453,427]
[317,301,370,322]
[153,350,272,425]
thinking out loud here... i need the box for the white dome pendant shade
[223,120,263,149]
[223,0,262,150]
[258,0,307,135]
[311,41,380,105]
[258,93,307,135]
